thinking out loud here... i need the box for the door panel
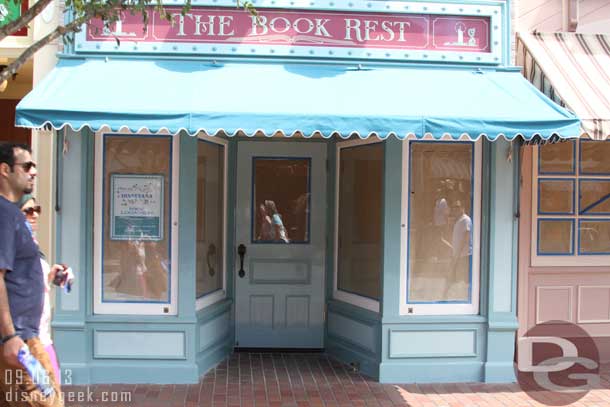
[235,141,326,348]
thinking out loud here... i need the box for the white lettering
[364,20,379,41]
[394,21,411,42]
[252,15,267,35]
[293,17,313,34]
[218,15,234,36]
[172,13,190,36]
[344,18,362,42]
[381,20,394,41]
[271,17,291,33]
[315,18,331,37]
[194,15,216,36]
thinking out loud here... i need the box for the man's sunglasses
[22,206,42,216]
[13,161,37,171]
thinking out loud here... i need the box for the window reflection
[253,158,310,244]
[408,142,474,303]
[337,143,383,300]
[196,140,225,298]
[103,135,171,303]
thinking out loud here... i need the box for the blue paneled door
[235,141,327,348]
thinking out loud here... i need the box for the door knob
[237,244,246,278]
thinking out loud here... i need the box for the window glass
[579,180,610,215]
[539,140,575,174]
[534,140,610,263]
[538,220,573,255]
[408,142,473,303]
[580,141,610,175]
[337,143,383,300]
[196,141,225,298]
[538,180,574,214]
[252,158,310,244]
[102,135,171,303]
[579,221,610,254]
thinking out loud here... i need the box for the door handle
[237,244,247,278]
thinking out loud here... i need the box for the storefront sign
[110,174,164,241]
[0,0,27,36]
[75,0,504,64]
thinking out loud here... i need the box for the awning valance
[518,32,610,140]
[16,58,580,140]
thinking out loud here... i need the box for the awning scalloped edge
[16,121,581,142]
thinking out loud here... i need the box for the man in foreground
[0,142,63,407]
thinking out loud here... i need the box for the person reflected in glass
[143,241,168,300]
[257,203,274,241]
[445,200,472,299]
[433,184,451,259]
[264,200,290,243]
[290,193,309,241]
[111,232,149,299]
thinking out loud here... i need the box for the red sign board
[87,7,490,53]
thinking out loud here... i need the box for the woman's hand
[49,264,64,284]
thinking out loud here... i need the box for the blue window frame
[100,133,173,305]
[537,219,574,255]
[538,139,576,175]
[578,179,610,215]
[406,140,475,305]
[537,178,575,215]
[578,219,610,255]
[535,140,610,262]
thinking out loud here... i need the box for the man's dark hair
[0,142,31,167]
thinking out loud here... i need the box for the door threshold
[234,348,324,353]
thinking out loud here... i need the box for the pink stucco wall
[518,147,610,362]
[516,0,610,34]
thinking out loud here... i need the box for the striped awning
[517,32,610,140]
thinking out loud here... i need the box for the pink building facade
[515,0,610,361]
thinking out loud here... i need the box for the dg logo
[515,320,600,406]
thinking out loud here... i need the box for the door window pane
[579,221,610,254]
[579,180,610,215]
[538,179,574,214]
[102,135,171,303]
[408,142,473,303]
[252,158,310,244]
[580,140,610,175]
[537,219,573,255]
[196,141,225,298]
[337,143,383,300]
[539,140,575,174]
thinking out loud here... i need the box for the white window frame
[399,136,482,316]
[531,141,610,267]
[333,137,383,313]
[93,130,180,315]
[195,134,229,310]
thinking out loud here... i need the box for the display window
[94,132,179,315]
[334,139,383,312]
[400,138,482,315]
[196,136,228,309]
[532,140,610,266]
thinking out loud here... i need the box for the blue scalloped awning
[16,58,580,140]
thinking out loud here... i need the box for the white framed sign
[110,174,164,241]
[74,0,505,65]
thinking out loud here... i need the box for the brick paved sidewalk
[63,352,610,407]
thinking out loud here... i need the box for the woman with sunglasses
[18,194,73,384]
